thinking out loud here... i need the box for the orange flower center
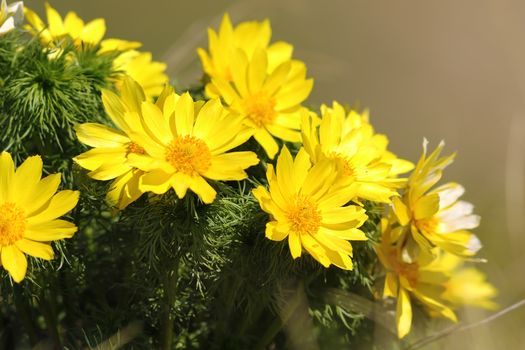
[387,248,419,288]
[328,152,355,177]
[165,136,212,176]
[127,142,145,155]
[286,195,322,235]
[0,202,26,246]
[243,93,277,128]
[416,217,439,233]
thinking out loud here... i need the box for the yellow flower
[113,50,168,99]
[74,78,150,209]
[24,2,168,99]
[438,254,498,310]
[253,147,368,270]
[301,102,414,203]
[197,14,293,82]
[126,90,259,204]
[376,222,457,339]
[0,0,23,35]
[199,14,313,159]
[391,140,481,257]
[0,152,79,282]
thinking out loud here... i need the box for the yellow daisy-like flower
[197,14,293,82]
[199,15,313,159]
[301,102,414,203]
[391,140,481,257]
[74,78,154,209]
[24,2,168,99]
[252,147,368,270]
[376,222,458,339]
[126,90,259,204]
[113,50,168,99]
[438,254,498,310]
[0,152,79,282]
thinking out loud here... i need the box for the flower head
[126,89,259,204]
[253,147,368,270]
[376,221,458,338]
[24,2,168,99]
[74,77,149,209]
[199,15,313,159]
[0,152,79,282]
[391,140,481,257]
[302,102,414,203]
[0,0,23,35]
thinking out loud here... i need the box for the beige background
[24,0,525,348]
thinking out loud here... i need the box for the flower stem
[13,285,39,346]
[160,259,179,350]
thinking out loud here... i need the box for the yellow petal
[265,221,289,241]
[289,231,302,259]
[174,92,195,136]
[79,18,106,44]
[25,219,77,241]
[414,193,440,220]
[45,2,65,37]
[106,170,143,209]
[12,155,42,206]
[24,174,61,216]
[75,123,129,148]
[139,169,173,194]
[253,128,279,159]
[1,245,27,283]
[141,101,172,144]
[27,190,79,225]
[189,176,216,204]
[0,151,14,202]
[15,239,54,260]
[392,197,411,226]
[396,288,412,339]
[384,272,399,298]
[204,152,259,181]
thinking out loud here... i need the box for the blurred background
[23,0,525,348]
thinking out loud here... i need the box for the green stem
[38,287,62,350]
[160,259,179,350]
[13,285,39,346]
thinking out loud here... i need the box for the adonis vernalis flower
[376,221,458,338]
[0,152,79,282]
[253,147,368,269]
[24,2,168,99]
[199,15,313,159]
[391,140,481,257]
[302,102,414,203]
[126,90,259,204]
[0,0,23,35]
[74,78,149,209]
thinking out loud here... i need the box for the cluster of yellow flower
[0,5,496,339]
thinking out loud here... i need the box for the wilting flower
[0,152,79,282]
[199,14,313,159]
[302,102,414,203]
[391,140,481,257]
[24,2,168,99]
[126,89,259,204]
[74,78,151,209]
[253,147,368,269]
[0,0,23,35]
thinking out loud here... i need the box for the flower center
[328,152,355,177]
[0,202,26,246]
[416,217,438,233]
[165,136,212,176]
[127,142,145,155]
[243,93,277,128]
[388,248,419,288]
[286,195,322,235]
